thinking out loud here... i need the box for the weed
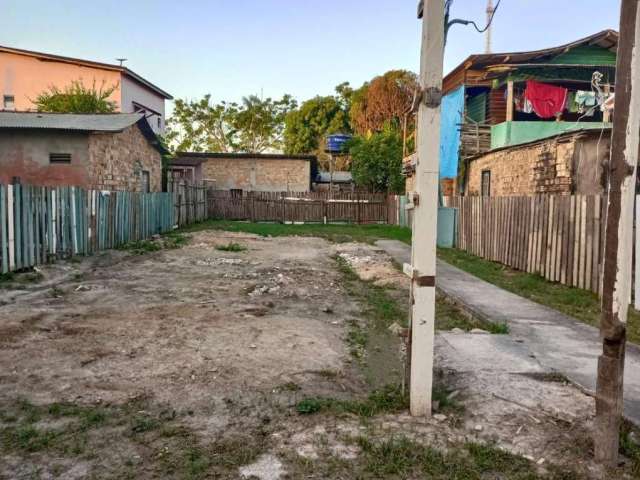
[620,420,640,476]
[215,242,247,252]
[296,384,408,418]
[164,233,189,249]
[48,286,65,298]
[131,415,160,433]
[119,240,162,255]
[277,381,301,392]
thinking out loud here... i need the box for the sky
[2,0,622,114]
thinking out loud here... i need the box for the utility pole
[594,0,640,466]
[409,0,444,416]
[485,0,494,53]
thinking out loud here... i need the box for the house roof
[315,171,353,183]
[177,152,316,161]
[0,112,145,131]
[443,30,619,93]
[0,44,173,100]
[0,112,168,154]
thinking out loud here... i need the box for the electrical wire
[445,0,502,44]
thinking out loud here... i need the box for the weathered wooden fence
[167,180,208,227]
[207,190,401,224]
[0,183,174,273]
[443,195,604,294]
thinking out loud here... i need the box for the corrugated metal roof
[315,171,353,183]
[0,112,144,131]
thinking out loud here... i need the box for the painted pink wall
[0,52,122,111]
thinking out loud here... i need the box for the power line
[444,0,502,44]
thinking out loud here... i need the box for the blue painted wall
[439,86,464,179]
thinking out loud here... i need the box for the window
[3,95,14,110]
[481,170,491,196]
[141,170,150,193]
[49,153,72,164]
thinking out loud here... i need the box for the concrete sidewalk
[375,239,640,425]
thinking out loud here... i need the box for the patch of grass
[215,242,247,252]
[0,270,44,288]
[276,381,301,392]
[178,220,412,245]
[437,247,640,343]
[130,414,161,433]
[119,239,163,255]
[296,384,409,418]
[164,233,190,249]
[620,420,640,476]
[435,296,509,334]
[48,286,65,298]
[355,435,576,479]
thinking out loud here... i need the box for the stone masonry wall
[466,136,578,196]
[201,157,310,192]
[87,124,162,192]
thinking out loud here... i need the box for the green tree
[34,80,118,113]
[349,127,405,193]
[166,94,296,153]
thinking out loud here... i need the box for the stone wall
[87,124,162,192]
[200,157,310,192]
[465,132,609,196]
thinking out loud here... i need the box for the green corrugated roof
[549,44,617,66]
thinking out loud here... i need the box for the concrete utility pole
[409,0,444,416]
[594,0,640,466]
[485,0,494,53]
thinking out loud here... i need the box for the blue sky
[3,0,622,113]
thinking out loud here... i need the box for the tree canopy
[349,127,405,194]
[34,80,118,113]
[166,94,296,153]
[349,70,418,135]
[284,94,350,155]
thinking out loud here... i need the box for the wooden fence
[167,180,208,227]
[443,195,604,294]
[0,183,174,273]
[208,190,399,224]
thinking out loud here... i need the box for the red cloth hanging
[523,80,568,119]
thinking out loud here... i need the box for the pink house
[0,45,172,134]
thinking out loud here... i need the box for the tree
[34,80,118,113]
[349,127,405,193]
[284,95,350,155]
[350,70,418,135]
[166,94,296,153]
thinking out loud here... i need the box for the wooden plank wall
[167,180,208,227]
[443,195,605,294]
[0,183,175,274]
[207,190,400,225]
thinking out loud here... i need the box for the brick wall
[87,124,162,192]
[201,157,310,192]
[466,134,590,196]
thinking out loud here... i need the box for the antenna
[485,0,494,53]
[116,58,127,67]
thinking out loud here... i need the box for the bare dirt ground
[0,229,636,479]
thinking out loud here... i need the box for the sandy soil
[0,231,634,479]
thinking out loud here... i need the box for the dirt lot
[0,228,637,479]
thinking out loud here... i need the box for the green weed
[215,242,247,252]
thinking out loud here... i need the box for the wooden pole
[409,0,444,416]
[594,0,640,466]
[506,80,514,122]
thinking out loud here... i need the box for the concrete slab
[375,239,640,425]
